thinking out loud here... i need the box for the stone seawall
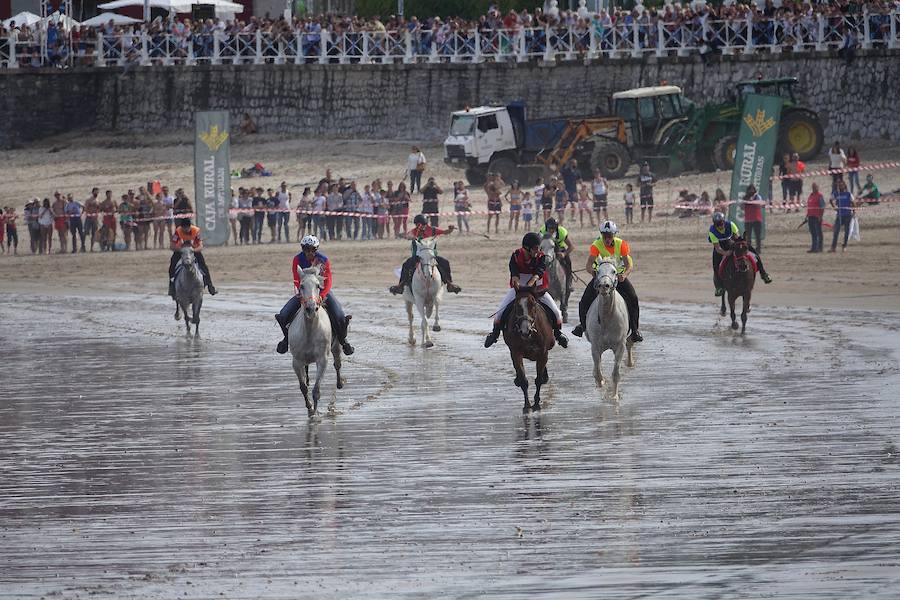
[2,50,898,149]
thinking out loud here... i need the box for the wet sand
[2,287,899,598]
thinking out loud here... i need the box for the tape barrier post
[194,110,231,247]
[728,93,783,242]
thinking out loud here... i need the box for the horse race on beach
[501,287,557,413]
[289,266,345,417]
[720,236,757,335]
[173,245,204,337]
[403,238,445,348]
[584,259,635,401]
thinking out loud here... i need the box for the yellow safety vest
[591,237,627,273]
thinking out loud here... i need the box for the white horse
[289,266,344,417]
[540,235,571,323]
[585,259,634,401]
[403,239,445,348]
[173,245,204,337]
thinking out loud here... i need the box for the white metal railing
[2,12,899,70]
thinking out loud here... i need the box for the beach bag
[849,216,860,242]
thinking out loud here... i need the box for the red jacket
[509,248,549,290]
[292,251,332,297]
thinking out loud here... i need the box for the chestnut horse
[720,236,757,334]
[503,287,555,413]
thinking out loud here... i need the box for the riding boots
[275,313,290,354]
[484,322,502,348]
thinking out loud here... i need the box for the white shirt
[277,190,290,210]
[407,152,425,172]
[163,194,175,217]
[313,195,326,211]
[592,178,607,195]
[828,149,847,169]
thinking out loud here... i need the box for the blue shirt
[65,201,82,217]
[834,191,853,218]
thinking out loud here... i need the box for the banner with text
[194,111,231,247]
[728,94,782,240]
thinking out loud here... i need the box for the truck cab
[444,105,520,179]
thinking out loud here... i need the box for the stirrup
[715,287,725,297]
[629,330,643,343]
[484,331,500,348]
[342,342,355,356]
[571,324,584,337]
[446,282,461,293]
[389,284,405,295]
[554,330,569,348]
[207,284,218,295]
[276,338,289,354]
[761,273,772,284]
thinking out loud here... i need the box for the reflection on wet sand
[1,290,899,598]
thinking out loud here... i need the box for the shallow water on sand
[1,288,899,599]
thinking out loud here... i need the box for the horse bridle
[512,294,538,337]
[593,263,619,296]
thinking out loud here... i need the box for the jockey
[572,220,642,343]
[538,217,574,286]
[484,232,569,349]
[274,235,354,356]
[389,214,461,295]
[709,211,772,296]
[168,218,217,298]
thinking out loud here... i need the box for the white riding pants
[493,275,562,325]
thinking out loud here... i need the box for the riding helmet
[300,234,320,249]
[413,214,427,226]
[713,211,726,225]
[522,232,542,249]
[599,220,618,235]
[544,217,558,230]
[179,218,192,228]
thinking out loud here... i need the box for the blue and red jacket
[508,248,548,290]
[292,251,332,296]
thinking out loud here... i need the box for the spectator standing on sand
[252,187,266,243]
[806,182,825,253]
[173,188,192,220]
[100,191,117,251]
[742,184,764,253]
[162,186,175,238]
[485,173,504,235]
[228,189,238,246]
[638,162,655,223]
[65,193,85,253]
[828,141,847,195]
[238,188,252,245]
[325,183,343,240]
[506,180,522,232]
[394,181,411,237]
[0,208,5,254]
[343,181,362,241]
[24,198,40,254]
[151,194,166,249]
[84,188,101,251]
[624,183,635,225]
[119,194,135,250]
[829,179,855,253]
[52,192,67,253]
[137,190,154,250]
[38,198,54,254]
[265,188,279,243]
[846,147,861,194]
[560,159,580,223]
[4,206,18,254]
[421,177,442,228]
[277,181,291,242]
[407,146,426,193]
[296,187,312,239]
[521,192,534,232]
[312,186,327,240]
[554,178,568,225]
[359,184,375,240]
[592,169,609,223]
[453,180,471,235]
[375,181,390,239]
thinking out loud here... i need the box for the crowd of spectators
[3,0,900,68]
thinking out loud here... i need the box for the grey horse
[540,235,571,323]
[173,245,204,337]
[585,259,634,401]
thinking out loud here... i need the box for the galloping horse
[173,245,204,337]
[585,260,634,401]
[540,235,571,323]
[289,266,345,417]
[403,239,445,348]
[720,236,757,334]
[503,287,555,413]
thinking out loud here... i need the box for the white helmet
[599,220,619,235]
[300,235,320,249]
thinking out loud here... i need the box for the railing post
[275,37,285,65]
[518,28,527,62]
[212,30,221,65]
[293,33,302,65]
[95,35,105,67]
[360,32,369,64]
[656,20,665,57]
[254,30,263,64]
[816,14,826,50]
[744,14,755,55]
[319,29,328,64]
[8,32,18,69]
[404,30,413,63]
[771,19,782,53]
[891,11,898,49]
[543,26,554,62]
[631,21,641,58]
[140,31,150,65]
[473,30,482,63]
[187,34,197,65]
[429,32,439,63]
[862,11,872,50]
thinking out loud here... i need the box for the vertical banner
[728,94,783,240]
[194,111,231,247]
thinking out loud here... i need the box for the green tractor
[587,77,825,177]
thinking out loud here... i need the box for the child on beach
[521,192,534,231]
[624,183,635,225]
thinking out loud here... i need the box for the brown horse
[720,236,757,334]
[502,287,555,412]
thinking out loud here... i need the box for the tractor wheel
[713,136,738,172]
[779,110,824,161]
[465,167,487,186]
[488,156,519,185]
[591,142,631,180]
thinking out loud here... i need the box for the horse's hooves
[522,405,531,414]
[191,318,200,324]
[532,403,541,412]
[432,325,441,332]
[731,322,739,330]
[409,339,416,346]
[336,378,345,389]
[425,341,434,348]
[720,308,726,316]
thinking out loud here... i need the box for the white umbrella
[80,12,142,26]
[42,11,80,29]
[2,11,42,28]
[98,0,244,15]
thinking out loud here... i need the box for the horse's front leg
[720,293,727,317]
[192,297,202,336]
[431,299,441,332]
[332,339,344,389]
[625,339,635,368]
[293,358,313,417]
[741,291,750,335]
[180,301,191,336]
[312,355,328,417]
[512,351,530,413]
[592,344,604,390]
[406,301,416,346]
[533,352,548,411]
[610,342,625,401]
[728,293,739,330]
[418,301,432,348]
